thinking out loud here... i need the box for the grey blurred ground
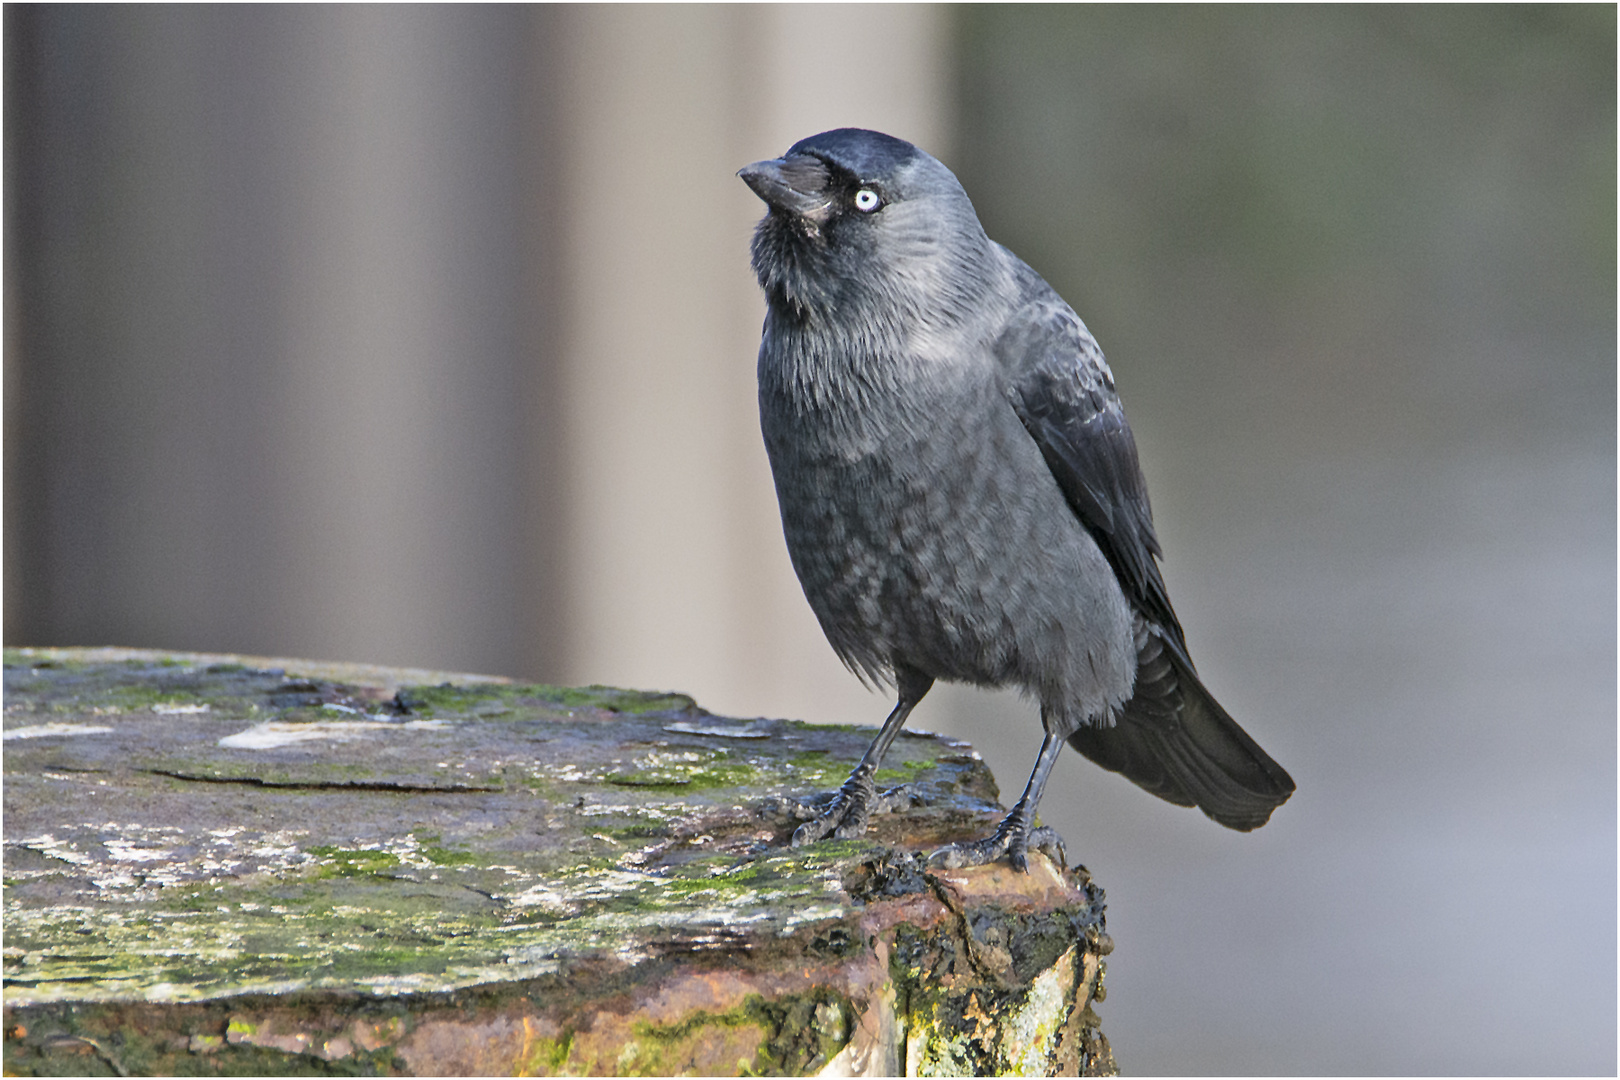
[6,6,1613,1075]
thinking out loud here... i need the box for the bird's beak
[738,154,833,223]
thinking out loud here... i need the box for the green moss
[420,846,481,867]
[615,1006,762,1076]
[613,991,855,1076]
[780,750,848,789]
[602,747,762,792]
[306,847,402,877]
[646,990,856,1076]
[749,992,856,1075]
[874,757,936,783]
[521,1030,574,1075]
[4,649,91,673]
[658,869,759,896]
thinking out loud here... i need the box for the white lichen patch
[906,1016,976,1078]
[902,945,1081,1077]
[529,759,617,785]
[1001,945,1078,1075]
[4,722,115,740]
[217,719,451,749]
[353,972,450,995]
[7,825,315,903]
[493,950,565,979]
[505,883,574,913]
[576,800,684,821]
[779,903,851,929]
[13,834,96,866]
[506,866,661,910]
[104,839,176,863]
[663,720,773,739]
[151,702,211,715]
[635,749,718,769]
[246,834,312,862]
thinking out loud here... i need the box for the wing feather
[996,297,1184,649]
[996,286,1295,828]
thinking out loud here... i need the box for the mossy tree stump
[2,647,1115,1076]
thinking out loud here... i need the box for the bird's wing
[996,292,1296,828]
[996,296,1185,653]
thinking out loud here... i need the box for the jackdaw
[740,128,1294,871]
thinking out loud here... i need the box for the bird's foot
[790,771,915,846]
[929,814,1067,874]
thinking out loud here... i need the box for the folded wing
[997,292,1295,828]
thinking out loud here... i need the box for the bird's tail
[1067,618,1294,830]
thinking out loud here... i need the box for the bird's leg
[792,666,933,846]
[930,729,1069,873]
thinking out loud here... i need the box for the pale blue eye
[854,189,881,212]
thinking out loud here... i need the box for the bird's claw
[771,790,836,821]
[929,819,1067,873]
[790,775,915,846]
[792,806,866,846]
[869,785,916,815]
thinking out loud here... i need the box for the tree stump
[2,647,1115,1076]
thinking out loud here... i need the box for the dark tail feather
[1067,619,1295,831]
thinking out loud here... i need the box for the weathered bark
[2,647,1115,1076]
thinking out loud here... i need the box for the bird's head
[739,128,993,327]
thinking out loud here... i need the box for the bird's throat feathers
[751,211,1010,413]
[750,211,837,325]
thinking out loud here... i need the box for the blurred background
[5,6,1613,1074]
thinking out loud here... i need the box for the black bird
[740,128,1294,871]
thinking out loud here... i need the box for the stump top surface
[2,647,1088,1008]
